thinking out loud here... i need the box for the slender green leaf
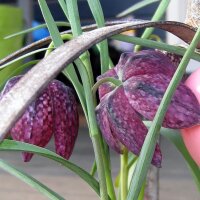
[128,156,137,171]
[5,22,70,39]
[0,139,100,195]
[0,48,54,69]
[66,0,82,37]
[150,0,170,21]
[87,0,105,27]
[62,1,92,118]
[112,34,200,62]
[87,0,110,73]
[0,60,39,91]
[0,159,64,200]
[127,27,200,200]
[135,0,170,51]
[75,59,109,200]
[65,0,113,191]
[138,180,146,200]
[58,0,69,19]
[38,0,63,47]
[90,160,97,176]
[117,0,159,18]
[92,77,122,96]
[66,0,94,86]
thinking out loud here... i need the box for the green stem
[149,34,162,42]
[120,150,128,200]
[94,45,114,68]
[76,58,116,200]
[92,77,122,97]
[5,21,70,40]
[112,34,200,62]
[44,34,73,57]
[116,0,159,18]
[127,156,138,171]
[75,59,109,200]
[80,53,94,86]
[58,0,69,19]
[138,180,146,200]
[127,27,200,200]
[92,135,109,200]
[38,0,63,47]
[66,0,94,86]
[87,0,110,73]
[100,137,117,200]
[135,0,170,51]
[66,0,82,37]
[66,2,110,198]
[90,160,97,176]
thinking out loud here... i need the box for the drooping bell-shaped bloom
[96,50,200,167]
[0,76,79,162]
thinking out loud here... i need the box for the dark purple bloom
[157,49,182,68]
[1,76,79,162]
[96,50,200,167]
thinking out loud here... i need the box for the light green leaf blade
[111,34,200,62]
[0,139,100,196]
[87,0,110,73]
[0,159,64,200]
[58,0,69,19]
[38,0,63,47]
[66,0,82,37]
[117,0,159,18]
[135,0,170,51]
[5,22,70,39]
[0,48,54,69]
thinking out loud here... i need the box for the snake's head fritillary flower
[0,76,79,162]
[96,50,200,167]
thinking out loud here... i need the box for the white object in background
[166,0,187,45]
[166,0,199,73]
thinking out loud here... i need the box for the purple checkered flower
[96,50,200,167]
[0,76,79,162]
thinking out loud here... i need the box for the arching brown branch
[0,20,197,66]
[0,20,129,66]
[0,20,198,141]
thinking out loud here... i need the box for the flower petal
[115,50,176,81]
[97,68,118,99]
[3,76,54,162]
[106,86,162,167]
[49,80,79,160]
[157,50,182,68]
[11,102,36,162]
[115,52,133,80]
[0,75,23,99]
[23,87,54,161]
[96,95,124,154]
[124,74,200,129]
